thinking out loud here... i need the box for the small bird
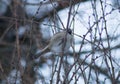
[34,29,73,58]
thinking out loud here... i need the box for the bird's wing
[50,32,65,42]
[58,37,64,46]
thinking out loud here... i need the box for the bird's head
[67,29,72,34]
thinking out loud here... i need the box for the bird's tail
[34,45,49,59]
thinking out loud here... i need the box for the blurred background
[0,0,120,84]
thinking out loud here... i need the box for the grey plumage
[34,29,73,58]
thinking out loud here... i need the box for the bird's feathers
[34,30,73,58]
